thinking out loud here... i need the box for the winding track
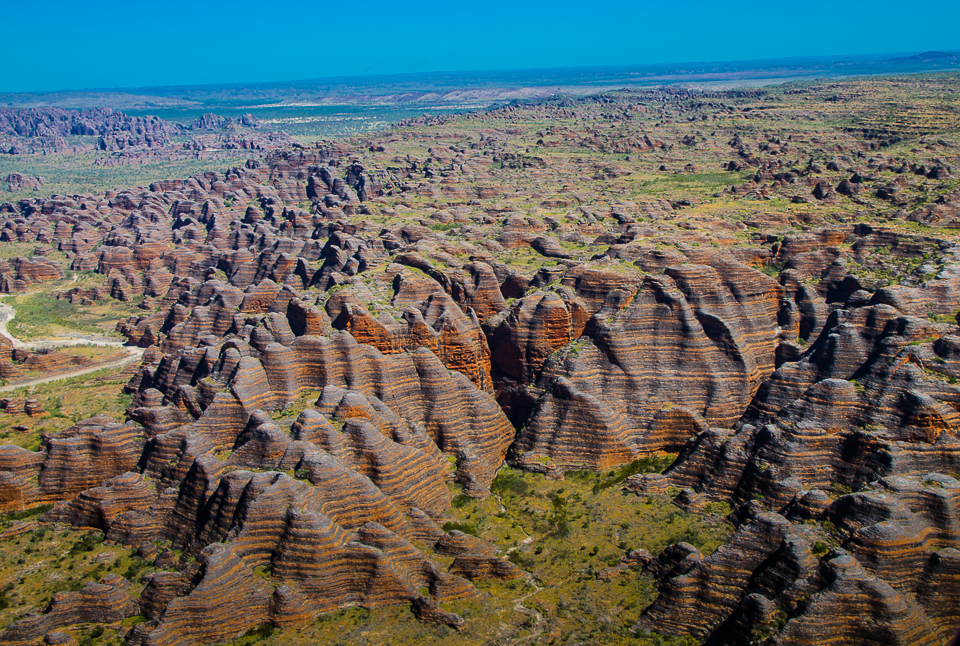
[0,296,144,393]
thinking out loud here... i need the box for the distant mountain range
[1,50,958,110]
[885,50,960,65]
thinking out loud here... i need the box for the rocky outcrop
[134,331,512,494]
[635,473,960,645]
[512,258,782,470]
[2,173,43,191]
[633,297,960,644]
[0,107,282,161]
[23,354,518,646]
[0,416,143,513]
[4,77,960,645]
[17,322,516,645]
[0,256,65,292]
[0,575,139,645]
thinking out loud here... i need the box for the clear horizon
[4,0,960,94]
[3,49,955,97]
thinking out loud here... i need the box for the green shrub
[507,550,535,569]
[123,556,152,583]
[1,503,52,524]
[243,623,275,642]
[592,455,676,493]
[549,519,571,539]
[702,501,733,517]
[760,263,784,278]
[78,625,105,646]
[441,521,478,537]
[491,469,530,497]
[0,582,13,609]
[69,531,105,555]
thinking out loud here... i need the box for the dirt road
[0,296,143,393]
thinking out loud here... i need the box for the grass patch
[236,463,730,645]
[270,390,321,425]
[0,365,133,450]
[441,521,479,537]
[587,455,676,493]
[498,247,561,274]
[439,466,732,643]
[0,504,52,526]
[6,290,141,342]
[0,525,136,630]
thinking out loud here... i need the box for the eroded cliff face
[1,343,519,644]
[632,293,960,644]
[509,255,783,471]
[2,80,960,645]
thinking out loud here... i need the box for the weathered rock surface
[1,575,138,645]
[512,256,782,470]
[3,79,960,644]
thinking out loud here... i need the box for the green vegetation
[582,455,676,493]
[627,171,752,200]
[253,584,700,646]
[0,365,133,451]
[441,466,731,644]
[428,222,461,232]
[0,504,52,527]
[69,531,105,555]
[6,290,141,341]
[0,152,252,203]
[498,247,561,273]
[0,525,137,631]
[122,556,153,584]
[759,262,784,278]
[77,625,106,646]
[441,521,479,537]
[203,463,730,645]
[0,242,46,261]
[270,390,322,425]
[225,623,276,645]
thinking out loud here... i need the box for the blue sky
[4,0,960,93]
